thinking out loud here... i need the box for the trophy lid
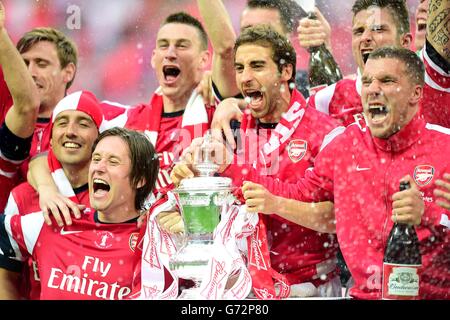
[194,131,220,177]
[176,176,233,192]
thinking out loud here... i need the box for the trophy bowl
[169,176,234,298]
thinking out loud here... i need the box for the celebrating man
[0,124,159,299]
[241,47,450,299]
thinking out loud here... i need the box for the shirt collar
[372,114,425,152]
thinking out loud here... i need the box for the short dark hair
[93,127,159,212]
[162,12,208,50]
[368,47,424,85]
[351,0,410,35]
[17,27,78,89]
[235,24,296,84]
[246,0,295,33]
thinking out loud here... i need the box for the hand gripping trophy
[169,131,235,299]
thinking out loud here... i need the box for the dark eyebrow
[250,60,266,67]
[352,26,364,32]
[35,58,51,63]
[380,75,397,81]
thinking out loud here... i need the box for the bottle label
[309,84,328,96]
[382,263,421,299]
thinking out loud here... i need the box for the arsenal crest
[129,232,139,252]
[413,165,435,186]
[287,139,307,163]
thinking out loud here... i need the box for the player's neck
[259,91,291,124]
[97,207,140,224]
[39,93,66,118]
[162,90,192,113]
[38,103,55,118]
[63,164,89,189]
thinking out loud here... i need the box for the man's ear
[409,84,423,105]
[400,32,413,49]
[62,62,76,86]
[198,50,211,70]
[281,64,293,82]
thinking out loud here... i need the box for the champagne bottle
[307,12,343,96]
[382,181,422,300]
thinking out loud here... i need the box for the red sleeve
[0,214,29,261]
[225,137,336,203]
[422,42,450,91]
[426,165,450,229]
[245,157,335,203]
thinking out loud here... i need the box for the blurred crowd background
[4,0,420,105]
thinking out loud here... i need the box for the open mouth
[163,66,181,82]
[244,90,263,106]
[361,50,372,64]
[416,16,427,31]
[63,141,81,149]
[417,21,426,33]
[368,105,389,123]
[93,178,110,195]
[362,53,370,64]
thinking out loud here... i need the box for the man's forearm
[0,27,39,113]
[274,196,336,233]
[427,0,450,62]
[27,153,56,193]
[0,26,39,138]
[197,0,239,97]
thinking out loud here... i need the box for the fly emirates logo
[47,256,131,300]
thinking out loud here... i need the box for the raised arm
[197,0,239,98]
[297,7,332,52]
[0,2,39,138]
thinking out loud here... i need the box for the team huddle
[0,0,449,300]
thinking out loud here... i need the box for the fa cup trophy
[169,132,234,299]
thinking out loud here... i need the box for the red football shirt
[222,89,341,286]
[4,182,90,299]
[0,209,139,300]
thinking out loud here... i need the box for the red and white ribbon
[198,204,258,299]
[135,192,180,299]
[246,214,291,299]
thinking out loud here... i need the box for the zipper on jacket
[381,152,394,248]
